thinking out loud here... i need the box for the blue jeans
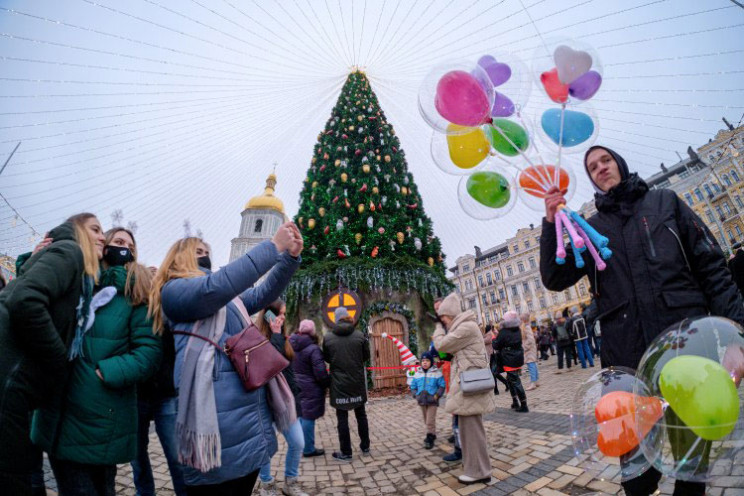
[260,419,304,482]
[131,396,186,496]
[576,339,595,368]
[526,362,538,383]
[300,418,316,455]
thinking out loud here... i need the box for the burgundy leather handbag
[173,298,288,391]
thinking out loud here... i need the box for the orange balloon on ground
[595,391,663,457]
[518,165,570,198]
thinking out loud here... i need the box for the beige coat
[522,325,538,364]
[432,311,498,416]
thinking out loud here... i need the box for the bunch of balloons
[572,317,744,484]
[418,39,603,221]
[554,205,612,270]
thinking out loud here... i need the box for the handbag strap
[172,330,224,352]
[231,297,253,327]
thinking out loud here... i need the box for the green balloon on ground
[487,119,529,157]
[466,171,511,208]
[659,355,740,441]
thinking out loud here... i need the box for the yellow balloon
[446,125,490,169]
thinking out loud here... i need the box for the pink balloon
[435,70,491,127]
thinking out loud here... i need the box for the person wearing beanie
[290,320,329,460]
[410,352,446,449]
[432,292,496,485]
[519,313,539,391]
[322,307,371,462]
[541,145,744,496]
[568,306,594,369]
[492,311,528,412]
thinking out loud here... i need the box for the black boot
[517,400,529,413]
[424,433,435,449]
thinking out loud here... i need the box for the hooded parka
[322,320,370,411]
[540,147,744,369]
[290,333,329,420]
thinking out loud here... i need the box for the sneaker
[302,449,325,458]
[282,477,309,496]
[443,450,462,463]
[332,451,352,462]
[361,447,371,455]
[458,474,492,485]
[258,480,278,496]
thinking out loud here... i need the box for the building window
[727,229,734,242]
[704,183,713,197]
[513,244,519,253]
[482,293,488,306]
[579,283,587,297]
[485,312,491,323]
[517,262,525,273]
[713,182,721,193]
[736,195,744,209]
[724,202,732,215]
[524,239,531,248]
[736,225,743,237]
[498,288,506,301]
[468,299,476,309]
[527,300,534,312]
[490,291,497,304]
[511,285,518,297]
[515,303,522,314]
[507,265,514,277]
[486,272,493,285]
[529,257,536,269]
[716,205,724,218]
[463,264,470,272]
[534,277,541,291]
[478,275,485,287]
[723,174,732,187]
[522,281,530,294]
[539,297,547,309]
[564,289,572,300]
[695,188,704,202]
[552,293,559,304]
[455,283,461,293]
[536,236,541,244]
[254,219,263,233]
[494,270,501,281]
[732,170,740,182]
[684,193,694,206]
[706,210,715,223]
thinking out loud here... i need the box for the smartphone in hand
[264,309,277,323]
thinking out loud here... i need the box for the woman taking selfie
[149,222,302,495]
[32,227,162,496]
[0,213,103,494]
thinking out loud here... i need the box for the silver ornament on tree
[414,238,422,251]
[336,219,344,231]
[367,216,374,229]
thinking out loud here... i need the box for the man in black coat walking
[540,145,744,496]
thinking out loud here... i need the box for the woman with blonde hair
[0,213,104,494]
[149,223,302,495]
[520,313,539,390]
[31,226,162,495]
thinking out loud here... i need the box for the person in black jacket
[540,145,744,496]
[322,307,371,462]
[727,242,744,298]
[492,311,528,413]
[551,312,574,372]
[582,299,599,357]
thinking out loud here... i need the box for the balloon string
[673,437,703,474]
[515,112,554,189]
[490,124,551,191]
[555,103,567,185]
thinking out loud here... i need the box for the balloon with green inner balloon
[486,119,529,157]
[659,355,739,441]
[458,169,517,220]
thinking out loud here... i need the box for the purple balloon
[491,91,515,117]
[477,55,511,86]
[569,70,602,100]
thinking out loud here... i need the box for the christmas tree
[286,71,451,332]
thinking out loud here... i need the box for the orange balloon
[595,391,663,457]
[519,165,570,198]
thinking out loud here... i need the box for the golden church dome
[244,173,285,214]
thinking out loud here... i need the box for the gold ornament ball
[357,115,363,122]
[358,204,365,213]
[362,164,371,174]
[311,158,317,164]
[318,207,326,217]
[312,181,318,188]
[348,125,354,131]
[427,257,434,267]
[396,232,404,244]
[372,186,379,194]
[401,186,408,196]
[334,159,341,166]
[384,155,391,163]
[341,173,348,182]
[355,233,362,244]
[376,155,381,161]
[308,218,316,229]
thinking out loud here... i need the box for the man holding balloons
[540,145,744,496]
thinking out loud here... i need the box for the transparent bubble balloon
[634,316,744,483]
[430,127,492,176]
[571,367,655,483]
[536,103,600,156]
[517,157,578,212]
[475,52,532,118]
[457,167,517,220]
[531,37,604,105]
[419,60,494,135]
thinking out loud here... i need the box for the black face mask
[197,255,212,270]
[103,245,134,266]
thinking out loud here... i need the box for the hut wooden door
[370,318,408,388]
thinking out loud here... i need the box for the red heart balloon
[595,391,663,457]
[540,68,569,104]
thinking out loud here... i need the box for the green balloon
[487,119,529,157]
[659,355,740,441]
[466,171,511,208]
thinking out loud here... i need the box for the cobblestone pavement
[42,357,744,495]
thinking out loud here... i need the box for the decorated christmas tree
[286,72,451,350]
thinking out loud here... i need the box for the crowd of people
[1,143,743,496]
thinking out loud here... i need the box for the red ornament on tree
[371,246,379,258]
[355,149,362,156]
[359,184,368,193]
[341,134,348,139]
[407,203,418,209]
[337,249,347,259]
[324,226,330,235]
[319,164,326,172]
[332,196,339,203]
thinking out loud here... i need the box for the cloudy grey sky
[1,0,742,267]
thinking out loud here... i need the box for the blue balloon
[541,108,594,147]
